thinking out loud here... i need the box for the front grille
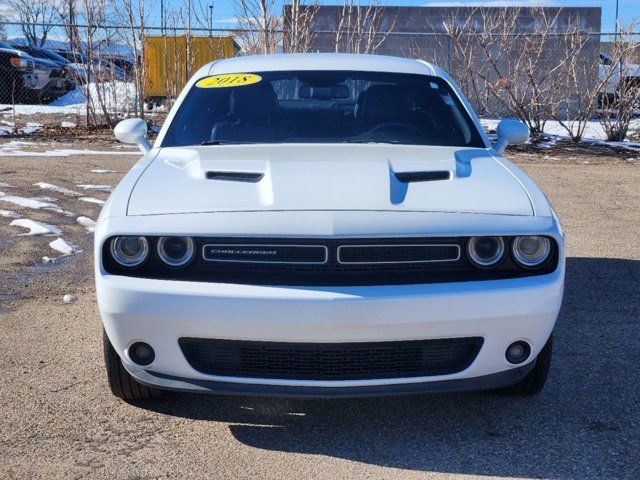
[179,337,484,380]
[103,236,559,286]
[337,244,460,264]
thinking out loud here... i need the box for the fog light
[129,342,155,366]
[506,341,531,364]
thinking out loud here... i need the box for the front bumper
[98,265,564,393]
[126,362,536,397]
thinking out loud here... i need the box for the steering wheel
[368,123,423,135]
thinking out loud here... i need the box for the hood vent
[206,171,264,183]
[394,171,450,183]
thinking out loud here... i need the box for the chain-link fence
[0,15,639,141]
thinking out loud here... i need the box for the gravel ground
[0,141,638,479]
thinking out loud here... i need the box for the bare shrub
[439,7,599,137]
[598,22,640,142]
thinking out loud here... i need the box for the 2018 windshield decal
[195,73,262,88]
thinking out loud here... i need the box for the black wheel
[494,335,553,396]
[103,329,162,401]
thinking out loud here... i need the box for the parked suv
[0,41,34,103]
[0,41,71,103]
[11,44,81,88]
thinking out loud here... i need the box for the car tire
[103,329,162,401]
[493,335,553,396]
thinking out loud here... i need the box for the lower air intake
[178,337,483,380]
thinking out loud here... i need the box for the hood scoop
[206,171,264,183]
[394,171,450,183]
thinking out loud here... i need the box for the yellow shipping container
[144,35,239,100]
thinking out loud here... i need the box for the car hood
[127,144,534,216]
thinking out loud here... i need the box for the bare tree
[56,0,81,51]
[111,0,153,119]
[8,0,59,46]
[282,0,321,53]
[332,0,394,54]
[235,0,279,55]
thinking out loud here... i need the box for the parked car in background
[0,41,34,103]
[11,44,85,86]
[100,54,564,402]
[599,52,640,106]
[108,56,135,75]
[54,49,127,82]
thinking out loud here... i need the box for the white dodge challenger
[97,53,564,401]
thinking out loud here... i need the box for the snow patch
[78,196,106,206]
[0,192,65,214]
[77,184,112,192]
[61,121,76,128]
[0,209,20,218]
[49,238,81,255]
[77,216,97,232]
[34,182,82,197]
[0,149,139,157]
[10,219,62,236]
[91,169,117,174]
[0,182,14,188]
[0,122,42,136]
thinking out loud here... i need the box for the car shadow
[140,257,640,478]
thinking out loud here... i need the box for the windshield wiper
[200,140,254,146]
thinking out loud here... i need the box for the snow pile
[10,219,62,236]
[34,182,82,197]
[49,238,81,255]
[63,294,77,303]
[77,216,97,232]
[49,82,137,112]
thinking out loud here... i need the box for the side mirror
[493,119,529,153]
[114,118,151,153]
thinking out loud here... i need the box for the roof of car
[200,53,438,78]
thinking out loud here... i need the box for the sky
[0,0,638,34]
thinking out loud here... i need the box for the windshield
[37,49,70,63]
[162,70,485,148]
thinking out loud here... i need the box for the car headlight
[110,236,149,267]
[156,236,195,267]
[512,236,551,268]
[467,236,505,268]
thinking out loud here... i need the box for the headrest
[356,85,407,121]
[230,82,278,120]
